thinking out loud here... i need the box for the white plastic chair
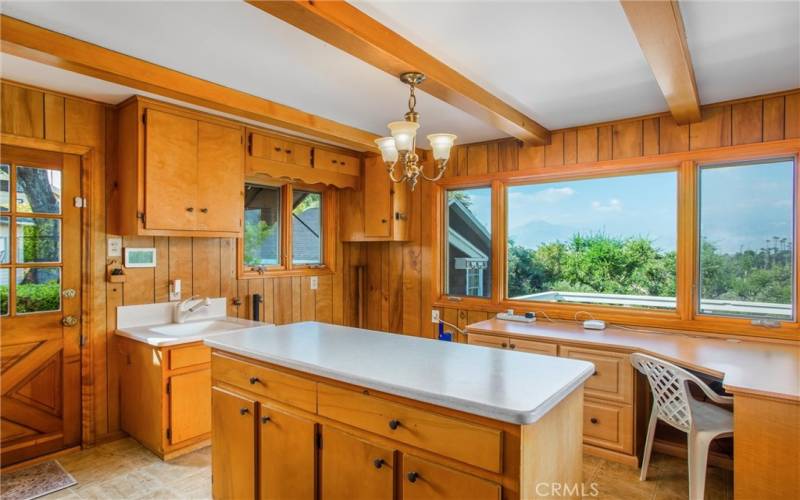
[630,353,733,500]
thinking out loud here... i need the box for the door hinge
[137,211,146,225]
[166,428,171,440]
[142,112,147,125]
[73,196,86,208]
[166,381,171,395]
[79,335,87,347]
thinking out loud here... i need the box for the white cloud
[529,187,575,203]
[591,198,623,212]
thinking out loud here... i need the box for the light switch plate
[107,236,122,258]
[310,276,318,290]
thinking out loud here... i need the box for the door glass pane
[0,164,9,212]
[15,267,61,314]
[445,187,492,298]
[0,216,8,264]
[0,268,8,316]
[699,159,794,320]
[292,191,322,265]
[244,184,281,266]
[16,218,61,263]
[16,166,61,214]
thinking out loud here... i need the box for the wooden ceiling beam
[621,0,702,124]
[248,1,549,146]
[0,15,379,150]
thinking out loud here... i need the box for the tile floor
[38,438,732,499]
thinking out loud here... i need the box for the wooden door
[363,156,391,238]
[212,387,256,500]
[0,145,81,466]
[169,369,211,444]
[259,404,316,500]
[320,426,394,500]
[402,455,501,500]
[144,108,198,231]
[196,121,243,233]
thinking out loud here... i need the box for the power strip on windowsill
[496,311,536,323]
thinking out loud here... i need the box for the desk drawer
[559,346,632,403]
[318,384,503,473]
[468,333,509,349]
[510,338,557,356]
[583,399,633,454]
[211,353,316,412]
[169,345,210,370]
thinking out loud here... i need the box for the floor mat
[1,460,77,500]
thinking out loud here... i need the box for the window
[445,187,492,298]
[292,190,322,266]
[240,182,328,275]
[244,184,281,267]
[506,172,677,309]
[698,159,795,320]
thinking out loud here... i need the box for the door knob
[62,316,79,327]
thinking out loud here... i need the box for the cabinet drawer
[559,346,632,403]
[402,455,501,500]
[211,353,316,412]
[510,338,557,356]
[169,345,210,370]
[583,399,633,454]
[468,333,509,349]
[315,149,359,176]
[318,384,502,473]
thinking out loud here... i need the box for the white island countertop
[204,322,595,425]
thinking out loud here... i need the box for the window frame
[238,180,334,278]
[433,144,800,340]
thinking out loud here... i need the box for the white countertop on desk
[205,321,594,424]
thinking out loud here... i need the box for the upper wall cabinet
[113,97,244,237]
[340,155,409,242]
[245,128,360,189]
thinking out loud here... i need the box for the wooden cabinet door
[212,387,256,500]
[169,369,211,444]
[287,142,312,168]
[467,333,509,349]
[402,455,501,500]
[363,156,391,237]
[259,405,316,500]
[321,427,394,500]
[314,149,340,173]
[144,108,198,230]
[196,121,243,233]
[269,137,289,163]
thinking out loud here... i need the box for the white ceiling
[1,1,797,145]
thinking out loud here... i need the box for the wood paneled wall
[0,80,357,445]
[359,90,800,340]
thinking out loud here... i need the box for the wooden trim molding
[620,0,701,124]
[0,15,379,151]
[248,1,549,145]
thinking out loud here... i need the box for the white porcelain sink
[149,320,248,336]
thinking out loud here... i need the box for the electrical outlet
[310,276,318,290]
[107,236,122,258]
[431,310,440,323]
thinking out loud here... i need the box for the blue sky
[454,159,794,255]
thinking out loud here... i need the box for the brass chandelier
[374,72,457,191]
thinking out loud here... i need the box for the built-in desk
[466,318,800,500]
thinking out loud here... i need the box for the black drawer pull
[373,458,385,469]
[590,417,598,424]
[200,208,208,213]
[407,471,419,483]
[240,408,250,416]
[249,376,260,385]
[388,419,401,430]
[261,416,271,424]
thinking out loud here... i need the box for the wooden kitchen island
[204,322,594,500]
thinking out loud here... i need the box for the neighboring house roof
[447,199,491,259]
[448,227,488,261]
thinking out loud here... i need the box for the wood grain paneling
[545,132,564,167]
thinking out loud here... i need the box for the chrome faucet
[174,295,211,323]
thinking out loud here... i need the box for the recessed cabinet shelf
[112,97,245,237]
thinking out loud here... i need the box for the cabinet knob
[501,343,508,348]
[249,376,260,385]
[509,344,516,349]
[186,207,194,212]
[274,147,282,152]
[373,458,385,469]
[388,419,401,430]
[407,472,419,483]
[240,408,250,416]
[261,416,271,424]
[285,150,292,154]
[381,219,388,224]
[200,208,208,213]
[590,417,598,424]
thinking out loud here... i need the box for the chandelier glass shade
[374,73,457,191]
